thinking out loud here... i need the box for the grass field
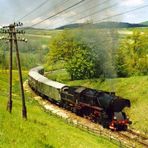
[46,69,148,134]
[0,71,118,148]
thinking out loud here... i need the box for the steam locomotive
[28,66,132,130]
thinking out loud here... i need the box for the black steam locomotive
[28,66,132,130]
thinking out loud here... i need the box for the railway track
[127,129,148,140]
[24,80,148,148]
[119,129,148,147]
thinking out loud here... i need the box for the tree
[48,30,96,80]
[48,29,118,80]
[116,30,148,77]
[0,47,8,71]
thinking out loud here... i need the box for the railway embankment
[24,80,148,148]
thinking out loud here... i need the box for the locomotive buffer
[0,22,27,119]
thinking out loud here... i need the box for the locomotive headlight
[113,116,117,120]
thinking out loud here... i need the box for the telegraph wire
[19,0,72,28]
[56,4,148,29]
[30,0,85,27]
[52,0,109,23]
[70,2,118,24]
[56,2,118,28]
[22,0,90,28]
[31,0,71,21]
[17,0,50,22]
[18,0,148,30]
[94,4,148,23]
[53,0,102,18]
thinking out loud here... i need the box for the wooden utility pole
[13,27,27,119]
[7,25,13,113]
[0,22,27,119]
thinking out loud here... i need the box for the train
[28,66,132,130]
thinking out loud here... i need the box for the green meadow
[0,71,118,148]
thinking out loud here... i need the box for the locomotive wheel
[72,108,82,116]
[123,125,127,131]
[102,121,109,128]
[72,108,78,114]
[116,125,127,131]
[59,100,65,107]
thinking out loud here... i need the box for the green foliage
[48,30,94,80]
[0,34,50,70]
[116,30,148,77]
[48,29,118,80]
[0,71,118,148]
[0,45,8,70]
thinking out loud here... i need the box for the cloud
[26,11,78,29]
[26,17,66,29]
[121,0,144,7]
[31,17,42,24]
[126,14,136,19]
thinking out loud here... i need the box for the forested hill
[56,21,148,29]
[141,21,148,25]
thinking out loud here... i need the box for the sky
[0,0,148,29]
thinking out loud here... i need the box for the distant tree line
[0,37,49,71]
[48,29,148,80]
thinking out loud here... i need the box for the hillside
[56,21,148,29]
[141,21,148,25]
[0,71,117,148]
[47,70,148,134]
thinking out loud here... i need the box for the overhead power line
[58,2,118,27]
[94,4,148,23]
[17,0,49,22]
[31,0,71,21]
[69,2,118,24]
[56,3,148,29]
[53,0,109,23]
[30,0,86,27]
